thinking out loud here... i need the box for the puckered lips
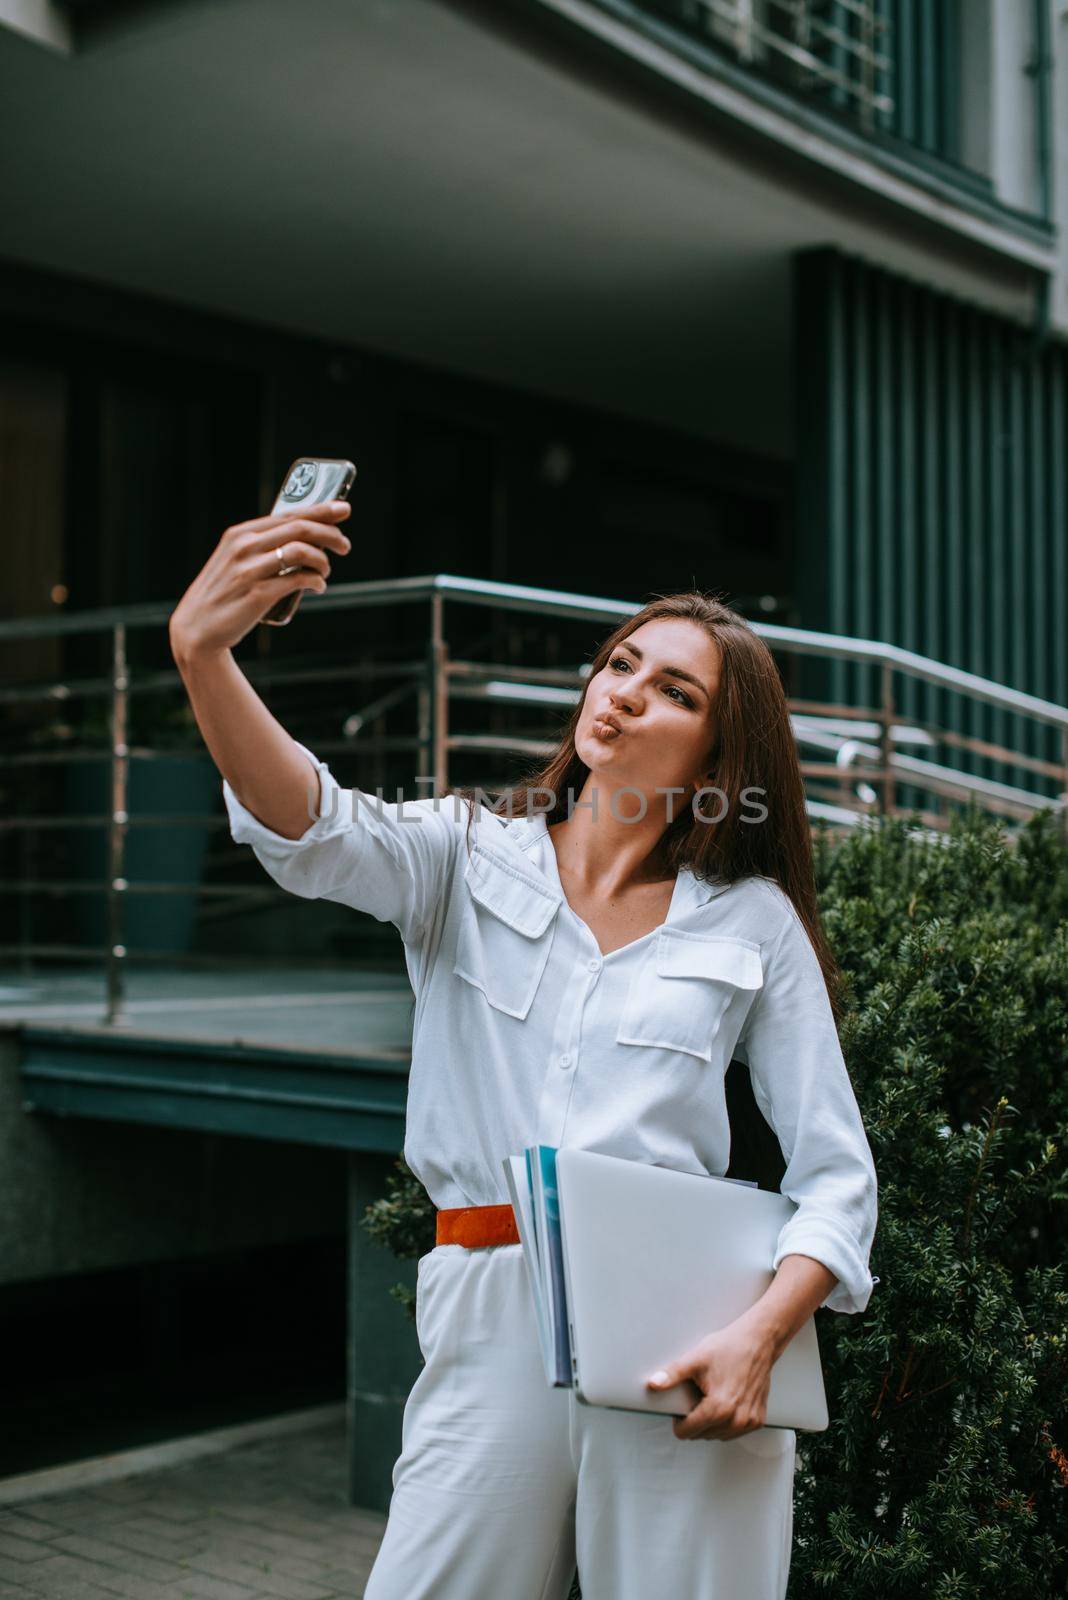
[592,710,623,740]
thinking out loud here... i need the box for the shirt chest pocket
[452,841,563,1020]
[616,929,763,1062]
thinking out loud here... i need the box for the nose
[608,684,640,715]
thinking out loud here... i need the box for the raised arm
[169,498,470,948]
[172,648,326,839]
[168,497,353,839]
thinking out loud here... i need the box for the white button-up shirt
[224,741,879,1315]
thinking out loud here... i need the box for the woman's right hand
[168,499,353,661]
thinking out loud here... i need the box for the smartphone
[259,456,357,626]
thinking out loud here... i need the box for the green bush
[361,807,1068,1597]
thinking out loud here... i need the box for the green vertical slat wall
[878,0,960,161]
[795,246,1068,814]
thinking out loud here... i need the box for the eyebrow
[617,640,709,699]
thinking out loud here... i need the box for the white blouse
[223,741,879,1316]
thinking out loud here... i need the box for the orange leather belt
[435,1202,521,1248]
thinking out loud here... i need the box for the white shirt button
[588,957,601,972]
[558,1053,573,1070]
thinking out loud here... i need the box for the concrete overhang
[16,1024,410,1151]
[0,0,1048,454]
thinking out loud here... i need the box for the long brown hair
[448,592,844,1022]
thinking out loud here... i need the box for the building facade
[1,0,1065,1504]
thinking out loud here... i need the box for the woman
[169,497,878,1600]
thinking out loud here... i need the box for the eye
[608,656,693,708]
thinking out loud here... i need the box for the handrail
[2,571,1066,1028]
[3,571,1066,728]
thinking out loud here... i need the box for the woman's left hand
[645,1316,776,1441]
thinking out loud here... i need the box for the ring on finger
[275,543,301,577]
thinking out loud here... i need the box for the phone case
[260,457,357,626]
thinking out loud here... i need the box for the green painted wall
[0,1026,347,1288]
[794,245,1067,806]
[346,1154,422,1515]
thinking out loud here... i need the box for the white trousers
[362,1242,796,1600]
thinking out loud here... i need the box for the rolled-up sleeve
[735,901,878,1315]
[222,740,464,946]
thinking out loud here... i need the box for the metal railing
[640,0,893,130]
[1,572,1066,1027]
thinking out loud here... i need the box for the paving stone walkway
[0,1417,387,1600]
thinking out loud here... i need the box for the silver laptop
[555,1148,829,1432]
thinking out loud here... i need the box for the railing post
[416,679,431,796]
[879,662,894,816]
[428,589,449,797]
[732,0,754,61]
[105,623,130,1027]
[1061,727,1068,845]
[858,0,875,133]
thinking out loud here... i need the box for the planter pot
[63,754,218,957]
